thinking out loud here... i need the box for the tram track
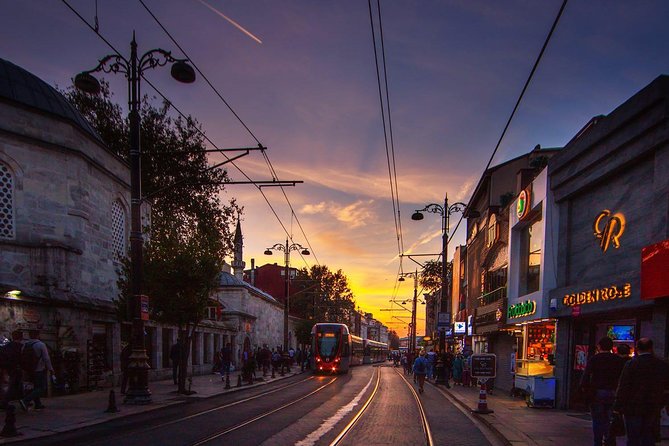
[189,376,338,446]
[327,367,381,446]
[394,368,435,446]
[83,374,317,445]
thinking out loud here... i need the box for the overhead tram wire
[60,0,316,271]
[138,0,320,268]
[368,0,403,260]
[446,0,569,250]
[376,0,404,256]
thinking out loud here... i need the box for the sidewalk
[435,382,669,446]
[0,367,305,444]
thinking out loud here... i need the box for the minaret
[232,218,245,280]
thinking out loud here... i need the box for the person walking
[413,350,429,394]
[19,329,53,411]
[614,338,669,446]
[220,343,232,381]
[170,340,181,385]
[1,330,24,409]
[426,350,436,381]
[452,354,464,386]
[120,342,131,394]
[580,336,627,446]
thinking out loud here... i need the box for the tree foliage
[387,330,400,350]
[65,80,237,393]
[290,265,356,324]
[418,260,452,296]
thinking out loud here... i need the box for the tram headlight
[316,357,321,362]
[334,358,340,362]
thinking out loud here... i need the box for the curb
[427,381,512,446]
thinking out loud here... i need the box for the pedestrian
[303,347,312,371]
[580,336,627,446]
[442,350,454,389]
[120,342,131,394]
[0,330,24,409]
[462,351,472,387]
[413,350,428,394]
[617,343,631,360]
[613,338,669,446]
[220,343,232,381]
[452,354,464,385]
[212,351,222,374]
[401,354,408,374]
[19,329,53,411]
[288,347,295,365]
[426,350,436,381]
[170,339,181,385]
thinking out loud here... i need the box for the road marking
[295,369,377,446]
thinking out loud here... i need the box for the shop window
[519,216,543,295]
[0,162,15,239]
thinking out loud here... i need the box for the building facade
[549,75,669,409]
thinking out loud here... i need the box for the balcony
[478,286,507,307]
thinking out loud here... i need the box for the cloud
[301,199,375,228]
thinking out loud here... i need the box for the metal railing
[477,286,507,307]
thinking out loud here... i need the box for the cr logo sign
[593,210,625,253]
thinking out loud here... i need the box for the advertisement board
[471,353,496,378]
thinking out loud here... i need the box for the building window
[111,200,127,260]
[519,216,543,295]
[0,163,15,239]
[487,214,499,247]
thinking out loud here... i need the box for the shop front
[548,75,669,409]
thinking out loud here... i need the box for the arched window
[111,200,127,260]
[0,163,15,239]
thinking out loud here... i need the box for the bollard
[225,372,231,390]
[0,405,20,438]
[237,374,242,387]
[472,378,494,414]
[105,389,120,413]
[271,367,275,379]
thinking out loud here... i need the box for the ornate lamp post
[411,195,479,362]
[398,270,419,357]
[264,239,310,350]
[75,34,195,405]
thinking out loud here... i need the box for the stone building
[0,57,129,390]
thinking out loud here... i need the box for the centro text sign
[471,353,496,378]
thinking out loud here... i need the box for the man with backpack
[413,350,429,394]
[19,329,53,411]
[0,330,24,409]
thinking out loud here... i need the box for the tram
[363,339,389,364]
[311,323,353,374]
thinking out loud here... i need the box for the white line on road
[295,370,377,446]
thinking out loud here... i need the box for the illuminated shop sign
[593,210,625,253]
[508,300,536,319]
[516,188,531,220]
[454,322,466,334]
[562,283,631,307]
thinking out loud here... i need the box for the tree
[291,265,356,324]
[418,260,453,294]
[65,80,237,394]
[388,330,400,350]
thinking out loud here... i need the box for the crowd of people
[169,341,313,386]
[394,347,477,391]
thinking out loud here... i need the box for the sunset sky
[3,1,669,336]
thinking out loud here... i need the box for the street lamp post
[398,270,419,356]
[411,194,479,359]
[265,239,310,351]
[75,34,195,405]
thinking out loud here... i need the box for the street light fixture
[411,194,479,360]
[75,34,195,405]
[265,239,310,350]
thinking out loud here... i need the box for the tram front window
[318,332,339,357]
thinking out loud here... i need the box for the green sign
[508,300,536,319]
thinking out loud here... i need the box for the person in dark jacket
[220,343,232,380]
[170,340,181,385]
[580,336,627,446]
[613,338,669,446]
[0,330,24,408]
